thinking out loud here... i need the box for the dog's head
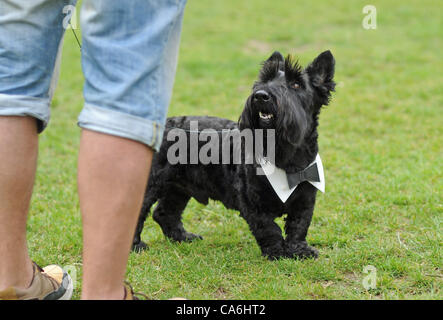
[239,50,335,148]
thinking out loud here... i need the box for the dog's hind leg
[132,193,157,252]
[153,190,203,242]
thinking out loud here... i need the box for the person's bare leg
[78,129,153,300]
[0,116,38,291]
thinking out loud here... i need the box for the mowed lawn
[28,0,441,299]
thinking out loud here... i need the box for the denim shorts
[0,0,187,151]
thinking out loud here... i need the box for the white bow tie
[257,154,325,203]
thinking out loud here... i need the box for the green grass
[29,0,442,299]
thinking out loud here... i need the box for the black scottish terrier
[132,50,335,260]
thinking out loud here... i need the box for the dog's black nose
[254,90,270,102]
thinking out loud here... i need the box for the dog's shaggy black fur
[133,51,335,260]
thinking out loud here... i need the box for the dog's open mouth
[259,111,274,120]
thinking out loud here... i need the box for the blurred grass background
[29,0,441,299]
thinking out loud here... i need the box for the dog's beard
[275,97,309,149]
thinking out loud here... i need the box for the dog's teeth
[259,112,273,120]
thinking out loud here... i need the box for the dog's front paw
[285,241,318,260]
[261,245,285,260]
[181,232,203,242]
[132,241,149,253]
[169,231,203,243]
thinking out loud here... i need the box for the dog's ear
[267,51,285,72]
[305,50,336,104]
[260,51,284,82]
[266,51,285,64]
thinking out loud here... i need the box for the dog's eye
[291,83,300,89]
